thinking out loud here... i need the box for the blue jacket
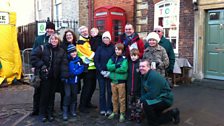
[68,56,84,85]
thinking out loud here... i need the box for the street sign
[37,22,46,36]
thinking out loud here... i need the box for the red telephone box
[94,6,126,43]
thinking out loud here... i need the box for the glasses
[125,29,132,30]
[103,37,109,39]
[154,30,162,33]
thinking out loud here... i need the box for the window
[54,0,62,29]
[37,0,42,11]
[112,20,123,42]
[154,0,180,54]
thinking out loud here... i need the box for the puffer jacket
[30,43,69,79]
[68,56,84,84]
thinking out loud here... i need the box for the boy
[106,43,128,122]
[62,44,84,121]
[127,48,142,123]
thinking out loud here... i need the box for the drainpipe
[51,0,54,21]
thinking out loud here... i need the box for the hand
[104,71,110,78]
[84,57,90,64]
[115,64,121,68]
[100,71,106,76]
[41,65,48,73]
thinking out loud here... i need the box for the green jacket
[159,36,175,73]
[106,55,128,84]
[140,70,173,106]
[33,33,50,49]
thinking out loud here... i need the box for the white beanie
[146,32,160,43]
[102,31,111,41]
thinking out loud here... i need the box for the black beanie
[46,22,55,30]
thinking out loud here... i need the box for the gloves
[61,78,68,84]
[104,71,110,78]
[84,57,90,64]
[100,71,107,76]
[115,64,121,68]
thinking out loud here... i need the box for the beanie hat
[67,44,76,53]
[154,25,164,32]
[102,31,111,41]
[146,32,160,43]
[46,22,55,30]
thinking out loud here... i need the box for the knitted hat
[146,32,160,43]
[46,22,55,30]
[67,44,76,53]
[154,25,164,32]
[102,31,111,41]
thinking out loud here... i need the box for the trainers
[100,111,106,115]
[106,111,112,116]
[172,108,180,124]
[119,113,125,122]
[108,112,115,119]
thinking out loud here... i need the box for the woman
[94,31,114,116]
[31,34,69,122]
[143,32,169,77]
[61,29,77,51]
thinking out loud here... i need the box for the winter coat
[68,56,84,85]
[30,43,69,79]
[94,43,114,78]
[118,33,144,59]
[32,33,50,49]
[143,45,169,77]
[76,36,95,70]
[90,34,102,52]
[106,55,128,84]
[140,69,173,106]
[159,36,175,73]
[127,59,141,97]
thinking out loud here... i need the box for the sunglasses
[154,30,162,33]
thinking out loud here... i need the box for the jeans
[63,84,78,106]
[98,74,112,112]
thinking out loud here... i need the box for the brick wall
[79,0,89,26]
[94,0,134,24]
[179,0,194,64]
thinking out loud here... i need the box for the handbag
[29,74,41,88]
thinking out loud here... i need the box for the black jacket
[30,43,69,79]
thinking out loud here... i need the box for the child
[127,48,142,123]
[106,43,128,122]
[62,44,84,121]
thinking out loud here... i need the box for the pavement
[0,79,224,126]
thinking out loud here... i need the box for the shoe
[108,112,116,119]
[39,115,47,122]
[48,115,54,122]
[70,104,77,117]
[100,111,106,115]
[30,111,39,116]
[87,103,97,108]
[119,113,125,122]
[106,111,112,116]
[63,106,68,121]
[172,108,180,124]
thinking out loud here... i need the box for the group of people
[30,21,180,126]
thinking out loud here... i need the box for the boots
[63,106,68,121]
[70,104,77,117]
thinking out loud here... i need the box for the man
[31,21,55,116]
[76,26,97,113]
[139,59,180,126]
[154,25,175,75]
[118,23,144,59]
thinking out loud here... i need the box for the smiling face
[70,51,77,58]
[80,27,89,37]
[46,28,55,36]
[125,24,134,36]
[102,37,110,45]
[130,54,139,61]
[139,60,151,75]
[66,32,74,43]
[148,39,158,47]
[50,34,60,47]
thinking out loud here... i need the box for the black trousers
[33,85,41,113]
[79,70,96,108]
[39,79,57,116]
[143,100,172,126]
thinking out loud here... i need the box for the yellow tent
[0,2,22,85]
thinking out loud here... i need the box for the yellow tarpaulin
[0,10,22,85]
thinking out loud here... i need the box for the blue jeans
[97,74,112,112]
[63,83,78,106]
